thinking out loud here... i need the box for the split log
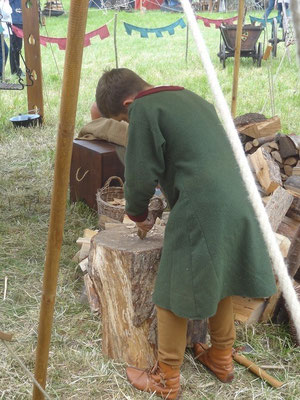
[252,135,277,147]
[278,135,300,158]
[232,231,291,324]
[79,243,90,261]
[238,116,281,139]
[292,161,300,176]
[261,144,272,154]
[284,176,300,197]
[264,186,293,231]
[283,164,293,177]
[98,214,122,229]
[275,233,291,258]
[263,217,300,323]
[286,197,300,222]
[277,216,300,278]
[88,225,207,368]
[232,296,266,323]
[249,148,282,195]
[245,141,254,153]
[271,151,283,165]
[284,157,298,167]
[268,141,279,151]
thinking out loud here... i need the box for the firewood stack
[233,113,300,344]
[235,113,300,196]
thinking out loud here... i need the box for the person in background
[9,0,23,76]
[263,0,275,20]
[0,0,12,80]
[276,0,290,27]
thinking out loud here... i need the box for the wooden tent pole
[231,0,245,118]
[32,1,89,398]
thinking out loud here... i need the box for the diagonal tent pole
[32,0,90,398]
[231,0,245,118]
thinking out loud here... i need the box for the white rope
[180,0,300,344]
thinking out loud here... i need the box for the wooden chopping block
[87,225,207,368]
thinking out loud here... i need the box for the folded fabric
[77,117,128,147]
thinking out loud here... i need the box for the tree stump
[88,225,207,368]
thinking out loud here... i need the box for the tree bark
[88,225,207,368]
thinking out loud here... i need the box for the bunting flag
[123,18,186,38]
[196,15,238,28]
[249,15,281,27]
[12,24,110,50]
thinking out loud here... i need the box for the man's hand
[136,213,156,239]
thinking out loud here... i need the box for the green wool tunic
[124,87,277,320]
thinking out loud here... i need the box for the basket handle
[103,176,124,189]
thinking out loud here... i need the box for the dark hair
[96,68,150,118]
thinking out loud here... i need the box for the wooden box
[70,139,124,211]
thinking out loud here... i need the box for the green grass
[0,3,299,399]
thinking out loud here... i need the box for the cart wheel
[257,42,263,67]
[219,42,226,69]
[271,18,278,57]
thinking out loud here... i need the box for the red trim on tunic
[126,210,148,222]
[135,86,184,99]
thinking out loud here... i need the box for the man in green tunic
[96,68,277,399]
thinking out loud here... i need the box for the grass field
[0,2,299,399]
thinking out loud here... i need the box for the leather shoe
[194,343,234,383]
[126,361,181,399]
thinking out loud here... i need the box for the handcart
[218,24,264,69]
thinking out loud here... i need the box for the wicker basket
[96,176,125,222]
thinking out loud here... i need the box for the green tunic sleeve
[124,104,165,220]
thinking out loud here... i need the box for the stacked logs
[233,114,300,342]
[236,114,300,196]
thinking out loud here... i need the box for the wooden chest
[70,139,124,211]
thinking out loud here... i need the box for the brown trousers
[157,297,236,367]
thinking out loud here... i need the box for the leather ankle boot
[126,361,181,399]
[194,343,234,383]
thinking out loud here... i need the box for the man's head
[96,68,152,121]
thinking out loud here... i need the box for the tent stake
[32,1,90,398]
[231,0,245,118]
